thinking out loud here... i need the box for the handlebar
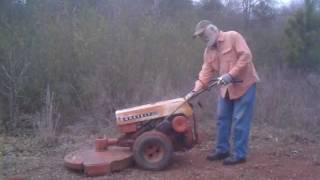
[154,77,242,132]
[209,78,243,84]
[187,78,243,101]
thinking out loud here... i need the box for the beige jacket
[194,31,260,99]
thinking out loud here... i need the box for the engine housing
[115,98,193,133]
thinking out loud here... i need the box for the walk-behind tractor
[64,78,239,176]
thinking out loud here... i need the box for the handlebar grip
[210,78,243,83]
[231,79,243,83]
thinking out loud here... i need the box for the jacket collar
[217,31,225,42]
[208,31,224,49]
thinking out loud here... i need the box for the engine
[115,98,193,133]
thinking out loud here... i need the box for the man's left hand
[185,90,196,100]
[218,73,232,85]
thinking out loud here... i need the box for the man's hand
[185,90,196,100]
[218,73,232,85]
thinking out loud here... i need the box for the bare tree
[242,0,259,27]
[0,49,29,130]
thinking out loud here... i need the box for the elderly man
[188,20,260,165]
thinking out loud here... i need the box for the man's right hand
[185,90,196,100]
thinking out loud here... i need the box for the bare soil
[2,120,320,180]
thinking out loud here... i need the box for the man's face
[199,27,218,48]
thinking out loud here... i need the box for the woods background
[0,0,319,139]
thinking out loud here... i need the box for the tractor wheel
[133,130,173,170]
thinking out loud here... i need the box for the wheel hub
[143,142,165,163]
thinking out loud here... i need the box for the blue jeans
[215,84,256,158]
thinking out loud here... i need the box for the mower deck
[64,147,133,176]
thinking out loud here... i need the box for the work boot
[223,155,246,165]
[206,151,230,161]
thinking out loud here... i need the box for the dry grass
[34,86,60,145]
[255,67,320,135]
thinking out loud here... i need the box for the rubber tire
[133,130,173,171]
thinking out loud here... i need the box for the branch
[1,81,11,91]
[18,62,30,79]
[1,65,13,81]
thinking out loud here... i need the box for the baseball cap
[193,20,212,37]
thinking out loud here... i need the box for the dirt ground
[2,120,320,180]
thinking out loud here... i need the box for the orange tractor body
[64,97,198,176]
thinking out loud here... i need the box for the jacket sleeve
[228,32,252,77]
[193,49,215,91]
